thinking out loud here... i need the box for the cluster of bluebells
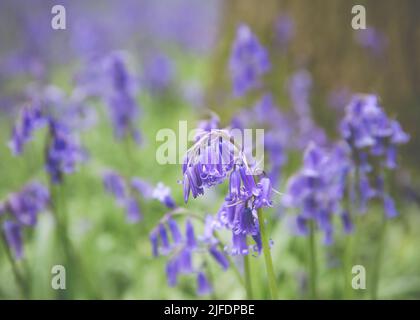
[229,24,270,97]
[9,101,86,185]
[0,182,49,260]
[150,213,229,295]
[103,52,142,144]
[8,104,45,156]
[182,127,274,255]
[141,53,175,94]
[283,142,352,245]
[340,94,409,216]
[103,170,176,223]
[46,120,87,184]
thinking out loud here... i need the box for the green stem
[343,235,353,299]
[371,216,387,300]
[243,251,253,299]
[308,221,317,299]
[257,208,278,299]
[1,233,28,299]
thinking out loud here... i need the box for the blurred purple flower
[46,120,86,184]
[197,272,212,295]
[103,171,127,205]
[283,142,352,244]
[104,52,141,143]
[275,14,295,50]
[355,27,388,57]
[0,181,49,260]
[142,53,175,93]
[229,24,270,97]
[8,104,46,155]
[3,221,23,260]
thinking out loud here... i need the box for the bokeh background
[0,0,419,299]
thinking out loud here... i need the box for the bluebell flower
[209,246,229,270]
[152,182,177,209]
[142,53,174,93]
[287,69,327,149]
[186,219,197,249]
[340,94,409,218]
[168,218,183,245]
[104,52,141,143]
[197,272,212,296]
[7,182,49,226]
[150,213,229,294]
[125,197,142,223]
[46,119,86,184]
[355,27,387,57]
[229,24,270,96]
[0,181,49,260]
[3,221,23,260]
[8,104,45,155]
[103,171,127,205]
[283,142,352,244]
[274,14,294,50]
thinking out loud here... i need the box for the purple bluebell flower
[158,223,171,253]
[283,142,352,244]
[104,52,141,143]
[186,219,197,249]
[3,221,23,260]
[150,230,159,257]
[131,177,154,199]
[45,119,86,184]
[383,195,398,218]
[142,53,174,93]
[229,24,270,96]
[197,272,212,295]
[288,69,327,149]
[340,94,409,218]
[153,183,177,209]
[8,104,45,155]
[355,27,387,57]
[176,247,193,274]
[103,171,127,205]
[274,14,294,50]
[125,197,142,223]
[209,246,229,270]
[168,218,183,245]
[166,260,178,287]
[6,182,49,226]
[0,181,49,260]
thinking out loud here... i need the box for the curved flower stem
[308,221,317,299]
[1,233,28,299]
[371,216,387,300]
[257,208,278,299]
[243,248,253,299]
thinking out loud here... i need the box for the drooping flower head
[0,181,49,260]
[45,119,87,184]
[283,142,352,244]
[8,104,46,155]
[182,125,274,255]
[150,213,229,295]
[103,52,141,143]
[339,94,409,217]
[229,24,270,97]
